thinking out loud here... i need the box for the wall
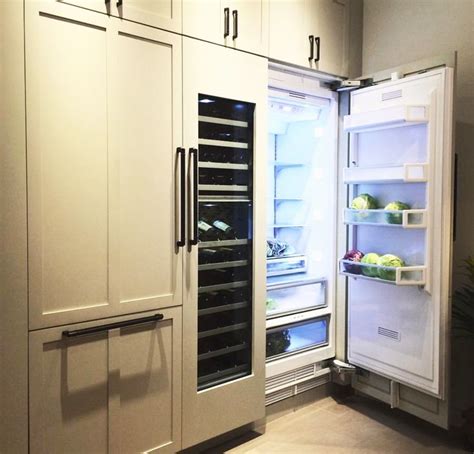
[0,1,29,452]
[362,0,474,426]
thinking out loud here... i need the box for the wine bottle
[212,220,237,240]
[199,248,218,264]
[198,219,219,241]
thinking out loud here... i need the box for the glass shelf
[343,105,428,133]
[344,208,427,228]
[343,163,428,184]
[339,259,426,286]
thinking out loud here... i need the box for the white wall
[362,0,474,426]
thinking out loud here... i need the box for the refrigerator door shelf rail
[343,163,428,184]
[339,259,426,286]
[344,105,428,133]
[344,208,427,229]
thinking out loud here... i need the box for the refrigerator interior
[265,88,337,363]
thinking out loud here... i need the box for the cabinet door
[29,308,182,454]
[182,0,224,45]
[26,3,184,329]
[268,0,307,66]
[308,0,349,76]
[26,2,111,329]
[182,37,267,449]
[229,0,268,55]
[58,0,181,33]
[108,21,184,319]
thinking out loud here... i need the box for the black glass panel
[197,94,255,391]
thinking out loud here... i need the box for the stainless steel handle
[314,36,321,62]
[308,35,314,61]
[232,10,238,40]
[224,7,230,38]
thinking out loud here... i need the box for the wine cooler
[182,38,267,449]
[196,94,254,390]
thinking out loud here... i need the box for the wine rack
[196,94,254,391]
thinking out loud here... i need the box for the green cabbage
[361,253,380,277]
[384,201,410,224]
[351,193,378,210]
[377,254,405,281]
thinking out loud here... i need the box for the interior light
[199,98,215,104]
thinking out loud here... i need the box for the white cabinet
[29,307,182,454]
[26,2,183,329]
[182,0,268,55]
[58,0,181,33]
[269,0,350,76]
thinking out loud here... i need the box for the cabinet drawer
[29,307,182,454]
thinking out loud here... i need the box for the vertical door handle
[308,35,314,61]
[453,153,458,242]
[224,7,230,38]
[189,148,199,246]
[314,36,321,62]
[176,148,186,248]
[116,0,122,6]
[232,10,238,40]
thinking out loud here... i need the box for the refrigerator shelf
[198,260,248,271]
[339,259,426,286]
[271,224,307,228]
[344,105,428,133]
[199,239,249,248]
[198,280,248,293]
[269,161,307,168]
[199,184,248,192]
[273,197,304,202]
[198,322,249,339]
[343,163,428,184]
[198,301,249,317]
[199,162,249,170]
[267,275,326,291]
[267,254,307,276]
[198,342,248,361]
[344,208,427,228]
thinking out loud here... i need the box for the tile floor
[206,395,469,453]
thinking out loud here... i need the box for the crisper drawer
[29,308,182,454]
[266,316,329,362]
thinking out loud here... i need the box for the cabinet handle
[308,35,314,61]
[314,36,321,62]
[176,147,186,248]
[232,10,238,40]
[62,314,164,338]
[224,7,230,38]
[189,147,199,246]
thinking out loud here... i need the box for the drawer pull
[62,313,164,338]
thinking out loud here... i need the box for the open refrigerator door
[342,67,454,427]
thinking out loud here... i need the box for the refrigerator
[180,38,454,448]
[264,63,454,428]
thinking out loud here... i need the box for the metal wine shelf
[198,365,249,388]
[198,342,248,361]
[198,138,248,149]
[198,280,248,293]
[199,239,248,248]
[198,322,249,339]
[199,162,249,171]
[199,184,248,192]
[198,301,249,317]
[198,260,248,271]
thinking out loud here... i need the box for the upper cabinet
[182,0,268,55]
[58,0,182,33]
[269,0,358,77]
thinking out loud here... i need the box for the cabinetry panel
[29,308,182,454]
[26,4,111,329]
